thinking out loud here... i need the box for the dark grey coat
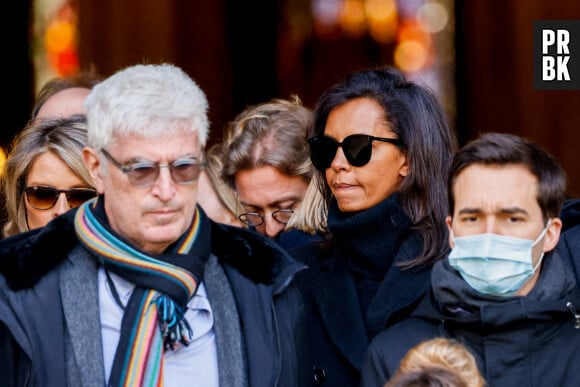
[361,253,580,387]
[0,209,306,387]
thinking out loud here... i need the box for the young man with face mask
[360,132,580,387]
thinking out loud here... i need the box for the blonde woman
[2,115,96,236]
[222,95,326,243]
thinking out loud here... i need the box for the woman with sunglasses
[2,115,96,237]
[293,66,458,386]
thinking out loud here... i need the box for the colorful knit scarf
[74,198,211,386]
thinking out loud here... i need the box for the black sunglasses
[308,134,404,170]
[24,186,97,210]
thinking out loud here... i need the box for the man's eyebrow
[499,207,529,215]
[457,207,529,215]
[457,207,480,215]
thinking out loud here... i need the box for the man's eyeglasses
[101,149,205,188]
[24,186,97,210]
[308,134,404,171]
[238,209,295,227]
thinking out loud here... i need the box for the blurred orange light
[366,0,398,44]
[0,147,6,177]
[57,48,79,76]
[365,0,397,22]
[398,19,431,47]
[394,40,429,73]
[42,1,80,77]
[339,0,367,37]
[45,20,75,53]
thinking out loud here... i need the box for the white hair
[84,63,209,149]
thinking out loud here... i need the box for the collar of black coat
[0,207,302,291]
[560,197,580,232]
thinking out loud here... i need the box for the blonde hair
[285,172,326,234]
[2,115,94,237]
[203,142,243,223]
[222,94,326,234]
[386,338,486,387]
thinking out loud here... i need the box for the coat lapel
[203,255,247,387]
[60,246,106,386]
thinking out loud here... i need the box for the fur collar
[0,210,78,290]
[0,209,303,290]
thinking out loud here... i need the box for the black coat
[361,253,580,387]
[290,229,432,386]
[0,208,307,387]
[558,197,580,281]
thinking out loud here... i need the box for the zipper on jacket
[566,302,580,329]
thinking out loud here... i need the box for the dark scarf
[74,197,211,386]
[430,251,578,319]
[327,193,412,312]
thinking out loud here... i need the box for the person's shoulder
[556,202,580,259]
[210,221,306,285]
[560,198,580,232]
[286,231,333,262]
[0,210,77,290]
[368,318,440,364]
[362,318,440,387]
[372,317,439,351]
[276,229,325,251]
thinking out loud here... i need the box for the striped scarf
[74,198,211,386]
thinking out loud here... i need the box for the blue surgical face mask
[448,220,551,297]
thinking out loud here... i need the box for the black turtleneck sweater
[326,193,413,315]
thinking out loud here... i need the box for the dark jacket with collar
[360,252,580,387]
[289,195,434,386]
[0,208,306,387]
[558,197,580,282]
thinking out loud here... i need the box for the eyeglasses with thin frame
[24,186,97,210]
[101,149,205,188]
[308,134,404,171]
[238,209,295,227]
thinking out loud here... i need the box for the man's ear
[542,217,562,253]
[83,147,105,194]
[446,216,454,248]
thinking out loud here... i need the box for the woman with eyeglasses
[293,66,458,386]
[222,95,327,244]
[1,115,96,237]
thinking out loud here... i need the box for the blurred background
[4,0,580,195]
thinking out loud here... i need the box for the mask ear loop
[532,219,552,247]
[531,219,553,272]
[449,228,455,246]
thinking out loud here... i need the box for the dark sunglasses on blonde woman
[308,134,404,171]
[24,186,97,210]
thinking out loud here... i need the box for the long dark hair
[311,66,458,267]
